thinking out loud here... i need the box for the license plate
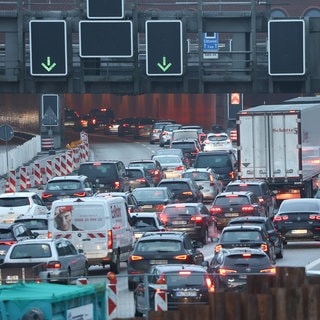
[175,290,197,297]
[172,220,187,225]
[239,274,247,279]
[143,205,153,209]
[291,229,308,234]
[150,260,168,265]
[225,213,239,217]
[6,275,19,283]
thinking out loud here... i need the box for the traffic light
[146,20,183,76]
[29,20,68,76]
[268,19,305,76]
[42,94,59,126]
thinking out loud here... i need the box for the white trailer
[237,100,320,204]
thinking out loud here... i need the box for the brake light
[179,271,191,276]
[241,206,254,213]
[92,119,97,125]
[138,125,144,129]
[174,254,188,260]
[274,215,288,221]
[114,181,120,189]
[129,255,143,261]
[155,204,165,212]
[229,171,235,179]
[260,244,268,252]
[156,275,166,284]
[73,191,86,197]
[191,215,203,222]
[219,268,237,276]
[309,215,320,220]
[47,232,52,239]
[205,276,215,292]
[42,193,53,199]
[108,230,113,250]
[159,213,168,223]
[175,166,185,171]
[210,207,222,214]
[182,191,193,196]
[0,241,15,246]
[47,261,61,269]
[258,198,264,204]
[136,178,146,183]
[260,267,276,274]
[215,244,222,253]
[242,253,252,257]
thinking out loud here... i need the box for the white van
[48,197,134,273]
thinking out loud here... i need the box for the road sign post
[146,20,183,76]
[79,21,133,58]
[41,94,59,126]
[29,20,68,76]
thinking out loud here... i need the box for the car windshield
[136,240,182,252]
[226,185,262,196]
[0,197,30,207]
[214,196,249,205]
[10,243,52,259]
[221,231,262,242]
[183,172,209,181]
[133,189,166,201]
[46,180,82,191]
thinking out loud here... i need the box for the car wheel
[135,308,143,317]
[66,269,72,284]
[110,252,121,274]
[83,263,89,277]
[276,241,284,259]
[201,228,208,245]
[150,140,155,145]
[159,143,164,147]
[128,279,136,292]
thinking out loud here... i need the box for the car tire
[150,141,155,145]
[135,308,143,317]
[276,241,284,259]
[83,263,89,277]
[201,228,208,245]
[159,143,164,147]
[110,252,121,274]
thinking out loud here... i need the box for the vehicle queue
[0,120,318,316]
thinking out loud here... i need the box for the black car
[128,159,164,185]
[210,191,266,230]
[208,248,275,289]
[64,107,82,131]
[132,187,175,213]
[41,175,93,208]
[227,216,284,258]
[159,203,218,244]
[117,117,136,136]
[0,222,38,263]
[126,168,152,189]
[215,225,276,263]
[194,150,238,187]
[77,160,129,192]
[133,118,156,139]
[170,138,201,166]
[87,107,115,133]
[134,264,214,316]
[273,198,320,243]
[127,231,204,291]
[225,180,276,218]
[157,178,204,203]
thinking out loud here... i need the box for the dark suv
[41,175,93,207]
[215,225,276,263]
[78,160,129,192]
[225,180,276,218]
[127,231,204,291]
[194,150,237,187]
[157,178,203,203]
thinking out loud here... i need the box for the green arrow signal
[41,56,57,72]
[157,57,172,72]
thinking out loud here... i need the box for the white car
[0,192,49,223]
[14,214,49,238]
[202,132,234,152]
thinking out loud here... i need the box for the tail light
[159,213,168,224]
[129,255,144,261]
[210,207,222,214]
[108,230,113,250]
[114,181,120,189]
[182,191,193,196]
[42,193,53,199]
[47,261,62,269]
[242,253,252,257]
[191,215,203,222]
[48,232,52,239]
[309,215,320,220]
[174,254,189,261]
[92,119,97,125]
[260,244,268,252]
[260,267,276,274]
[73,191,86,197]
[219,268,237,276]
[138,125,144,129]
[136,178,146,183]
[274,215,288,221]
[241,206,254,213]
[156,275,166,284]
[205,276,215,292]
[155,204,165,212]
[258,198,264,204]
[175,166,185,171]
[229,171,235,179]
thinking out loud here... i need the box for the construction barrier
[45,159,53,183]
[107,272,117,319]
[66,150,73,174]
[54,157,61,177]
[41,137,54,150]
[19,166,31,190]
[5,170,17,193]
[33,162,43,186]
[152,283,168,312]
[60,154,67,176]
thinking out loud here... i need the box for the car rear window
[280,200,320,212]
[136,240,182,252]
[127,170,144,179]
[163,206,197,216]
[0,197,30,207]
[78,163,117,181]
[47,180,82,191]
[182,172,209,181]
[15,219,48,231]
[224,254,270,266]
[171,142,196,151]
[226,185,262,196]
[165,272,207,286]
[159,182,190,192]
[221,231,262,242]
[214,195,249,205]
[196,154,231,168]
[129,162,155,170]
[133,189,165,201]
[10,243,52,259]
[0,229,14,239]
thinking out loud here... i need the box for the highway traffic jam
[1,97,320,316]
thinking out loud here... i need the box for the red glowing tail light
[175,166,185,171]
[229,171,235,179]
[191,215,203,222]
[174,254,188,261]
[241,206,254,213]
[182,191,193,196]
[42,193,53,199]
[108,230,113,250]
[73,191,86,197]
[159,213,168,223]
[273,215,288,221]
[114,181,120,189]
[309,215,320,220]
[136,178,146,183]
[260,244,268,252]
[210,207,222,214]
[47,261,62,269]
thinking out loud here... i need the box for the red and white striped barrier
[45,159,53,182]
[60,154,67,176]
[33,162,43,186]
[107,272,117,319]
[66,150,74,174]
[73,147,81,169]
[6,170,17,193]
[153,284,168,311]
[54,156,61,177]
[19,167,31,190]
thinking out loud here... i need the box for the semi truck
[236,98,320,206]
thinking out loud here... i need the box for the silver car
[3,238,88,284]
